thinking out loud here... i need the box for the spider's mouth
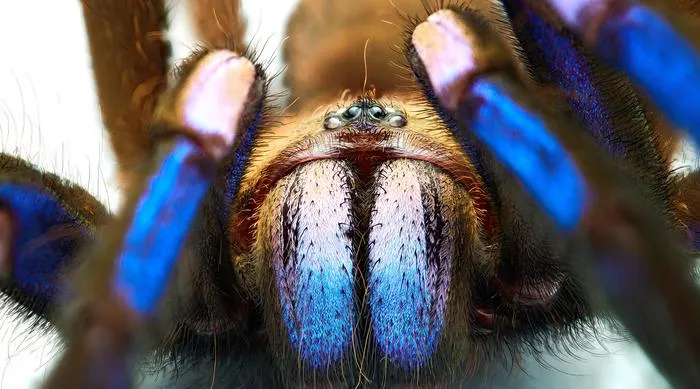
[230,125,565,371]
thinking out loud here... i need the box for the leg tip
[411,10,478,110]
[170,50,263,161]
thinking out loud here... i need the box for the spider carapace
[2,0,700,388]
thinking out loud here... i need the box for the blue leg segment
[596,5,700,146]
[460,77,589,231]
[458,76,700,389]
[0,183,94,306]
[224,106,264,214]
[113,138,215,316]
[503,1,621,155]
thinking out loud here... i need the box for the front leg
[81,0,250,190]
[186,0,247,51]
[0,49,268,389]
[80,0,170,188]
[530,0,700,147]
[407,7,700,389]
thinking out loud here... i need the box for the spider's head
[215,90,583,382]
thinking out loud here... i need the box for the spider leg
[408,8,700,389]
[186,0,247,51]
[80,0,171,189]
[0,155,108,316]
[41,50,266,389]
[501,0,671,190]
[500,0,691,276]
[526,0,700,149]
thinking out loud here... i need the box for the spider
[1,0,700,388]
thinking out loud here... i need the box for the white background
[0,1,692,388]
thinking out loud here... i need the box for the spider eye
[368,105,386,120]
[388,114,407,128]
[342,105,362,120]
[324,115,343,130]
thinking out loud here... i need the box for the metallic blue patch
[114,140,214,315]
[276,261,354,368]
[272,163,355,368]
[503,1,620,156]
[367,165,448,369]
[369,239,445,369]
[224,108,263,211]
[0,183,90,303]
[597,5,700,147]
[467,79,588,230]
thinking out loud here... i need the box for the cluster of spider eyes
[323,103,408,130]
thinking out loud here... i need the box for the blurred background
[0,1,695,388]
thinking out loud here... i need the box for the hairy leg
[186,0,247,51]
[409,5,700,388]
[652,0,700,221]
[642,0,700,160]
[80,0,171,189]
[40,49,267,389]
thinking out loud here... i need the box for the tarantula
[1,0,700,387]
